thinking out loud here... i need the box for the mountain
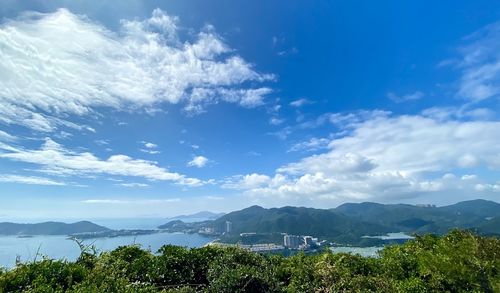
[212,205,391,244]
[155,199,500,246]
[335,199,500,234]
[166,211,225,222]
[438,199,500,218]
[0,221,110,235]
[475,216,500,236]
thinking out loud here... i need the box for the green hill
[0,221,110,235]
[213,205,391,243]
[335,199,500,234]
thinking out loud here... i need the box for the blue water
[331,246,382,257]
[361,232,414,240]
[0,232,215,269]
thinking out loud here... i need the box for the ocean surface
[331,246,382,257]
[331,232,414,257]
[0,232,215,269]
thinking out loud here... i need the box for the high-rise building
[303,236,313,246]
[225,221,232,233]
[283,235,301,249]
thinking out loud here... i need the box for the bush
[0,230,498,292]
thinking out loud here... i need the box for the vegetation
[0,221,109,236]
[0,230,499,292]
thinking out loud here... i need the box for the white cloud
[142,142,158,149]
[475,183,500,192]
[231,110,500,202]
[204,195,224,200]
[387,91,424,103]
[290,98,312,107]
[140,141,160,154]
[0,138,205,186]
[269,117,285,125]
[81,198,181,204]
[288,137,330,152]
[95,139,110,146]
[223,173,272,189]
[188,156,209,168]
[118,182,149,188]
[141,149,161,155]
[446,21,500,102]
[0,9,273,132]
[0,174,64,185]
[0,130,16,141]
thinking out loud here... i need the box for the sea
[0,232,215,269]
[331,232,415,257]
[0,216,412,269]
[0,218,216,269]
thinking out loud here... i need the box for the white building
[283,235,301,249]
[303,236,314,246]
[225,221,232,233]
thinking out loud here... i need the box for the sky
[0,0,499,220]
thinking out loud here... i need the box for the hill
[155,199,500,245]
[0,221,110,235]
[166,211,225,222]
[335,199,500,234]
[212,205,391,244]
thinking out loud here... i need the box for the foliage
[0,230,499,292]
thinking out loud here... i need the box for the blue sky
[0,0,499,220]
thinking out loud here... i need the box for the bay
[0,232,215,269]
[331,246,382,257]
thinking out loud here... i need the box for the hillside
[178,199,500,245]
[212,205,391,243]
[166,211,225,222]
[0,221,110,235]
[476,216,500,236]
[335,199,500,234]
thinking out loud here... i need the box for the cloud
[223,173,272,189]
[187,155,209,168]
[81,198,181,204]
[0,8,274,132]
[204,195,224,200]
[0,174,65,185]
[290,98,312,107]
[288,137,330,152]
[0,130,16,141]
[140,141,160,154]
[387,91,424,103]
[95,139,110,146]
[269,117,285,125]
[142,142,158,149]
[446,21,500,102]
[0,138,205,186]
[141,149,161,155]
[229,109,500,202]
[118,182,149,188]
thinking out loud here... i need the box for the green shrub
[0,230,498,292]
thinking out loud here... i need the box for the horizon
[1,0,500,220]
[1,198,498,223]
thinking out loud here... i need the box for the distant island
[164,211,225,222]
[0,221,109,236]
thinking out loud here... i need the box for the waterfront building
[283,234,301,249]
